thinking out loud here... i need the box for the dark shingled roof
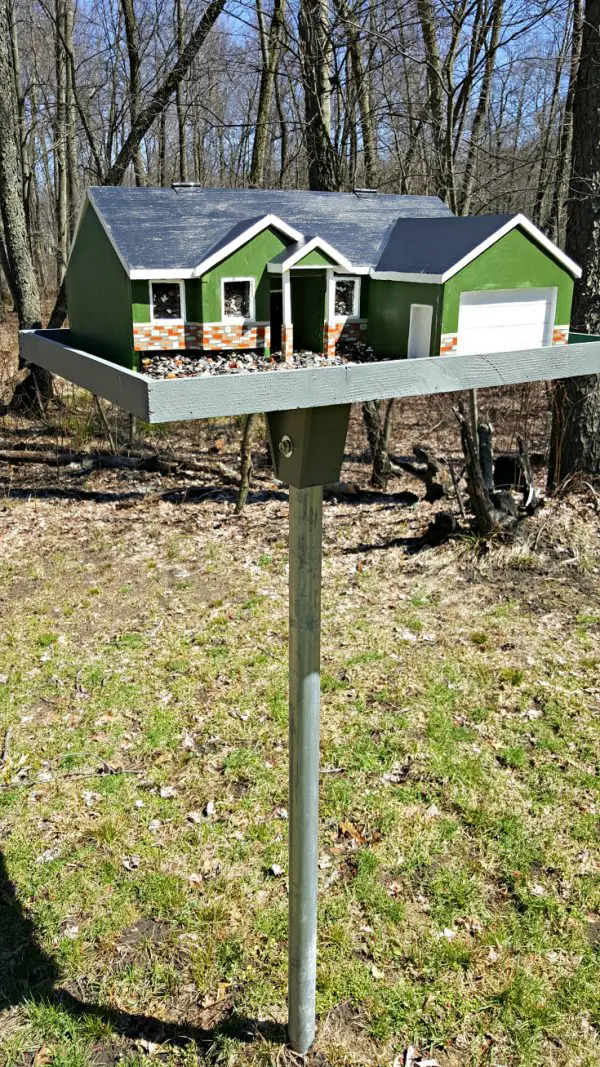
[375,213,516,275]
[87,186,453,272]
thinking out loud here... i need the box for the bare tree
[549,0,600,485]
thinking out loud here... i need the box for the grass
[0,488,599,1065]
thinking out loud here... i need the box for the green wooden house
[65,185,581,370]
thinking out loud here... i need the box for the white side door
[407,304,434,359]
[456,288,556,356]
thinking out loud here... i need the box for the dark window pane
[152,282,181,320]
[335,279,356,316]
[223,280,251,318]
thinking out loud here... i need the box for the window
[334,276,360,318]
[222,278,254,321]
[150,281,184,322]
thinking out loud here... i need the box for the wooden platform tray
[20,328,600,424]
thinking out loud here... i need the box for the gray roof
[375,213,516,275]
[88,186,453,273]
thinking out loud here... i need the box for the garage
[456,287,556,356]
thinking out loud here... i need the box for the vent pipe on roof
[171,182,202,192]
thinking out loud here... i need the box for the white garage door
[456,288,556,356]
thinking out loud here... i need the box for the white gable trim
[370,214,582,284]
[191,214,304,278]
[267,235,353,274]
[440,214,581,282]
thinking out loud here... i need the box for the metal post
[287,483,322,1054]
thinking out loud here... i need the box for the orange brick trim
[552,325,569,346]
[133,322,270,352]
[323,319,368,359]
[439,333,458,356]
[281,323,294,362]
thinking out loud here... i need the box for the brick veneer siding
[133,322,270,352]
[281,323,294,362]
[440,332,458,356]
[552,325,569,345]
[323,319,368,358]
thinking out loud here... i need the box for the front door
[270,290,283,354]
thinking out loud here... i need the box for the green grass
[0,497,599,1065]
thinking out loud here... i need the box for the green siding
[367,280,442,358]
[185,279,202,321]
[442,228,574,334]
[291,270,327,352]
[65,203,135,369]
[201,227,291,321]
[293,249,337,268]
[132,280,150,323]
[359,275,369,318]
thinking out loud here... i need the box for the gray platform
[20,328,600,424]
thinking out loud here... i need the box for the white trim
[282,271,292,326]
[194,214,303,278]
[332,275,361,320]
[132,267,194,280]
[326,268,335,325]
[221,276,256,323]
[407,303,434,359]
[370,269,443,283]
[333,264,370,275]
[149,279,186,324]
[267,235,353,274]
[370,214,582,283]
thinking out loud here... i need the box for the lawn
[0,438,599,1066]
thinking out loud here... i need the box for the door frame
[407,303,434,359]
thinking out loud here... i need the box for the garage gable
[440,227,575,355]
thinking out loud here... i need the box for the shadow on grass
[0,478,419,510]
[0,852,287,1054]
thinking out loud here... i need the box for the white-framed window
[149,280,185,323]
[221,277,255,322]
[333,275,360,319]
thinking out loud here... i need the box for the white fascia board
[439,214,582,283]
[191,214,304,278]
[370,269,443,283]
[333,264,370,275]
[272,234,353,273]
[130,268,195,280]
[85,190,132,278]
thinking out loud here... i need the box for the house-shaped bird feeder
[19,184,600,1057]
[63,185,580,374]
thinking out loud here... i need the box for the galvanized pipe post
[287,484,323,1053]
[266,404,350,1054]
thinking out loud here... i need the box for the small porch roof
[267,235,353,274]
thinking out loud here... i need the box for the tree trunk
[547,0,584,242]
[0,0,53,411]
[120,0,144,185]
[175,0,188,182]
[362,399,394,489]
[549,0,600,486]
[249,0,284,187]
[298,0,340,191]
[55,0,69,286]
[336,0,377,187]
[459,0,504,215]
[236,413,257,511]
